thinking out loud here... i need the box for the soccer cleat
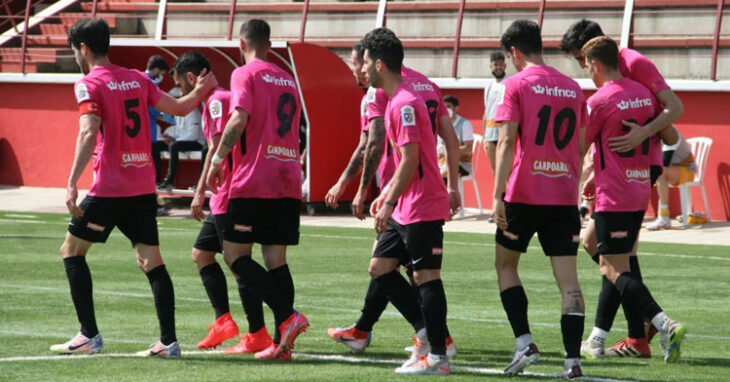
[395,354,451,375]
[196,312,240,349]
[254,343,292,361]
[504,343,540,376]
[562,364,583,380]
[276,310,309,356]
[50,332,103,355]
[605,337,651,358]
[224,326,273,354]
[327,324,371,353]
[445,336,458,360]
[644,319,658,344]
[136,341,181,358]
[661,319,687,363]
[647,217,671,231]
[580,338,605,359]
[401,339,431,368]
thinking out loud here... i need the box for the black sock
[199,263,229,319]
[590,253,600,265]
[146,265,176,345]
[629,256,662,320]
[406,266,422,305]
[236,277,264,333]
[629,256,642,281]
[269,264,294,305]
[63,257,98,338]
[355,279,389,332]
[561,314,585,358]
[500,285,530,337]
[231,257,292,326]
[595,276,621,331]
[374,271,424,332]
[419,279,448,356]
[614,272,657,339]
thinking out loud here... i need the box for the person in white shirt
[482,51,507,172]
[439,95,473,179]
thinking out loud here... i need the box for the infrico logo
[616,98,653,111]
[106,80,141,91]
[262,74,296,88]
[531,84,577,98]
[410,82,435,92]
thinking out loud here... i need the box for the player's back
[496,65,586,206]
[228,60,302,200]
[76,64,160,197]
[587,77,660,212]
[401,66,448,137]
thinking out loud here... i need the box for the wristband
[211,153,224,165]
[385,200,397,207]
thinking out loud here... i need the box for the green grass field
[1,210,728,381]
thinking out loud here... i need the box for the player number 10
[535,105,576,150]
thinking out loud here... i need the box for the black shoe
[562,364,583,380]
[157,181,174,191]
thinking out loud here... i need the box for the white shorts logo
[503,230,519,240]
[610,230,628,239]
[234,224,253,232]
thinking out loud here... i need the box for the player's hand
[369,192,385,218]
[65,184,84,217]
[352,189,367,220]
[581,178,596,201]
[196,68,218,94]
[206,162,222,194]
[493,197,507,230]
[325,182,344,209]
[190,190,206,221]
[448,187,461,216]
[373,199,393,234]
[608,120,647,153]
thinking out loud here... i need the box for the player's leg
[648,171,673,230]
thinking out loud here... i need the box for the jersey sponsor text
[531,159,572,178]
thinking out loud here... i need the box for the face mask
[447,108,454,118]
[152,75,163,84]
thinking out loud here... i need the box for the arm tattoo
[343,133,368,180]
[221,127,242,150]
[360,118,385,189]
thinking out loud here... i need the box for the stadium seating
[677,137,713,226]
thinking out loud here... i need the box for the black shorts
[224,198,300,245]
[194,214,226,253]
[496,202,580,256]
[372,219,444,270]
[68,194,159,246]
[593,210,645,255]
[650,165,663,187]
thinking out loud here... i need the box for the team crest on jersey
[75,83,90,103]
[366,87,377,103]
[401,105,416,127]
[209,100,223,119]
[360,97,368,116]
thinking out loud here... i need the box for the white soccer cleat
[401,339,430,368]
[50,332,103,355]
[405,336,457,360]
[646,217,671,231]
[395,353,451,375]
[136,341,181,358]
[504,343,540,376]
[580,337,605,359]
[661,319,687,363]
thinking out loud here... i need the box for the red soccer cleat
[223,327,273,354]
[605,337,651,358]
[196,312,239,349]
[254,343,293,361]
[276,311,309,356]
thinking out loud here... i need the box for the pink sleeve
[393,103,422,148]
[367,88,388,120]
[626,55,670,95]
[432,82,449,119]
[74,79,99,105]
[230,68,254,115]
[494,78,520,123]
[584,97,601,145]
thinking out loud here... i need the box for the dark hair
[352,39,365,60]
[443,95,459,107]
[240,19,271,48]
[500,20,542,56]
[172,51,211,78]
[362,27,403,73]
[490,51,505,62]
[559,19,605,53]
[582,36,619,70]
[67,18,110,56]
[146,55,169,71]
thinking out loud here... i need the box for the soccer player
[363,27,451,375]
[581,36,686,363]
[492,20,586,379]
[560,19,685,361]
[54,18,217,357]
[206,18,308,361]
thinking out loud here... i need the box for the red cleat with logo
[224,326,273,354]
[196,312,239,349]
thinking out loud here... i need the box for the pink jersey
[494,65,587,206]
[585,77,662,212]
[385,83,449,225]
[365,86,396,188]
[203,87,232,215]
[360,93,369,133]
[74,64,163,197]
[619,48,670,96]
[401,66,449,134]
[228,60,302,200]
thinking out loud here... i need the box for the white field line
[4,214,39,219]
[0,348,637,381]
[1,283,726,341]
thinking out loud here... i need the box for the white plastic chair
[457,134,484,218]
[676,137,712,226]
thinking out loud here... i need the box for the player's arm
[658,124,679,145]
[492,121,518,230]
[206,108,248,193]
[325,131,368,209]
[437,115,462,214]
[191,133,220,221]
[153,70,217,116]
[372,142,419,233]
[352,116,385,220]
[609,89,683,152]
[66,113,101,217]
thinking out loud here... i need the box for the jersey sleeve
[206,97,226,137]
[367,87,388,120]
[432,82,449,119]
[462,119,474,142]
[583,96,602,145]
[74,79,102,116]
[626,54,670,95]
[392,103,422,148]
[230,67,254,115]
[494,77,520,123]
